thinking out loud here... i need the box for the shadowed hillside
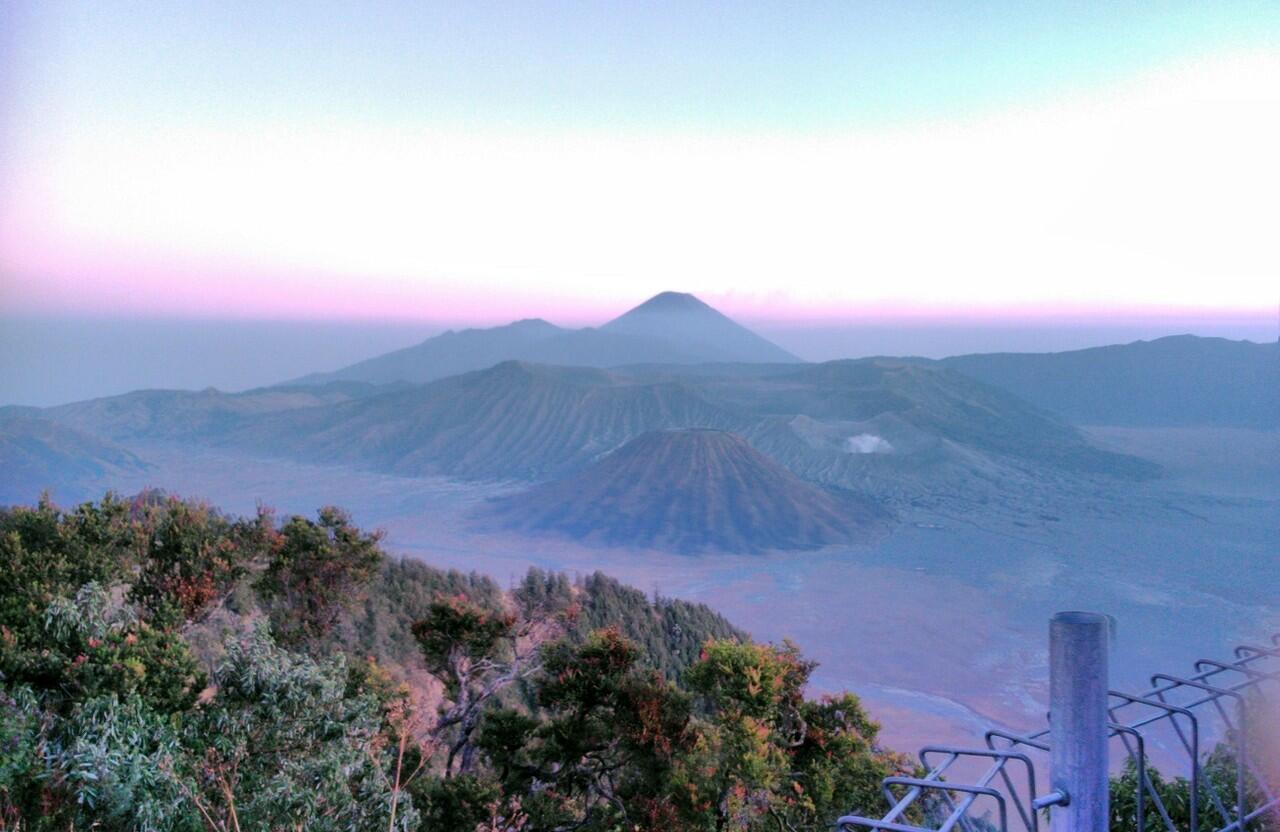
[292,318,567,386]
[14,355,1161,514]
[44,382,388,441]
[232,358,1153,490]
[775,360,1159,476]
[0,414,149,504]
[940,335,1279,429]
[618,359,1161,495]
[231,362,744,480]
[482,429,888,553]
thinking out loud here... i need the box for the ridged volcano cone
[484,429,887,553]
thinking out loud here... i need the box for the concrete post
[1049,611,1111,832]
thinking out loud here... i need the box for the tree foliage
[128,496,264,630]
[0,493,911,831]
[256,506,384,649]
[1109,741,1279,832]
[0,495,133,643]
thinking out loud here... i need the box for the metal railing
[836,613,1280,832]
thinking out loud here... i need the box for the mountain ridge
[293,292,802,386]
[938,335,1278,429]
[0,413,150,504]
[14,353,1161,510]
[229,361,745,480]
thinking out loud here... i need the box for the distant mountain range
[293,292,800,386]
[938,335,1278,429]
[42,382,384,441]
[8,348,1151,510]
[7,290,1271,553]
[482,429,887,553]
[0,413,149,504]
[231,362,740,480]
[236,355,1158,488]
[734,358,1161,491]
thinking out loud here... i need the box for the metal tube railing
[1048,611,1111,831]
[836,614,1280,832]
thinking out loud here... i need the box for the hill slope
[31,354,1158,514]
[346,559,748,685]
[44,383,383,441]
[621,358,1160,482]
[940,335,1279,429]
[776,359,1156,475]
[293,318,566,385]
[231,362,744,480]
[0,414,149,504]
[482,429,887,553]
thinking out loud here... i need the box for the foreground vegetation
[0,493,912,831]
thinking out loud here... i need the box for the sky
[2,1,1279,326]
[1,3,1278,404]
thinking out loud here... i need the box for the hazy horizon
[3,2,1275,408]
[2,307,1274,407]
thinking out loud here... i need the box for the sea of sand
[66,427,1279,766]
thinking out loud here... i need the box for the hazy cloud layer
[2,52,1277,322]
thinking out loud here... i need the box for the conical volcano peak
[629,291,714,312]
[482,429,887,553]
[507,317,559,330]
[601,292,800,364]
[289,291,799,387]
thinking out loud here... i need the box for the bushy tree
[128,497,266,630]
[676,640,814,829]
[0,494,913,832]
[454,632,904,832]
[789,694,907,827]
[0,686,43,828]
[411,772,506,832]
[167,625,416,832]
[413,592,563,776]
[0,495,134,643]
[1109,743,1278,832]
[675,640,911,831]
[2,582,205,716]
[38,693,193,832]
[0,583,203,829]
[256,506,384,649]
[0,496,405,830]
[480,627,697,831]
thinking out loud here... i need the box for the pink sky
[3,51,1278,326]
[4,253,1272,330]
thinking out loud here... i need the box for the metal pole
[1049,611,1111,832]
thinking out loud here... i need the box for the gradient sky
[1,1,1279,325]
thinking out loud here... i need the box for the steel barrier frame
[836,618,1280,832]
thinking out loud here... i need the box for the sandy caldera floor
[63,430,1280,761]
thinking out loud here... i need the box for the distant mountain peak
[508,317,558,329]
[441,318,561,337]
[288,292,800,388]
[601,292,801,364]
[628,291,713,312]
